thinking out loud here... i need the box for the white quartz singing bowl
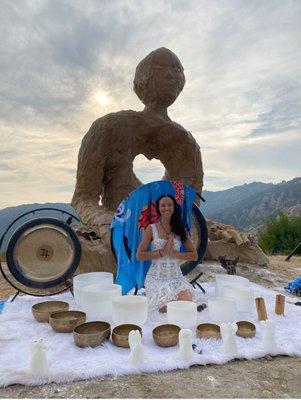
[208,297,237,323]
[73,272,114,305]
[167,301,197,328]
[222,285,255,312]
[112,295,148,326]
[215,274,250,296]
[80,283,122,320]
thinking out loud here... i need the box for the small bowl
[73,321,111,348]
[49,310,86,333]
[196,323,221,340]
[32,301,69,322]
[152,324,181,347]
[236,321,256,338]
[112,324,142,348]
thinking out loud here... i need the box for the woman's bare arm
[136,225,162,260]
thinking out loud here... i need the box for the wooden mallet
[255,297,268,321]
[275,294,285,316]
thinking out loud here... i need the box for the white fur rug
[0,282,300,387]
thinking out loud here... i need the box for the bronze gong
[2,216,81,297]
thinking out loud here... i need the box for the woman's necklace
[160,221,171,237]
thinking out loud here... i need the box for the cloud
[0,0,300,207]
[247,82,301,137]
[0,163,12,171]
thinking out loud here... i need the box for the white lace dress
[144,224,195,312]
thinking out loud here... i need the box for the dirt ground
[0,255,300,398]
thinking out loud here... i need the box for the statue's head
[133,47,185,108]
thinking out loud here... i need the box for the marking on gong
[37,245,54,261]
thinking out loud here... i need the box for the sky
[0,0,300,210]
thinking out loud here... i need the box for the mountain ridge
[0,178,300,241]
[201,177,301,231]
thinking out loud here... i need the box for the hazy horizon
[1,0,300,209]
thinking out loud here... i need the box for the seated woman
[136,195,198,313]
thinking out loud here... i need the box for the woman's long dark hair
[155,195,187,242]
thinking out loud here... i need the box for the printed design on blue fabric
[114,201,131,223]
[170,180,185,205]
[151,182,160,190]
[138,202,160,230]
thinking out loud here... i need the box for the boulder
[204,240,269,266]
[204,219,268,266]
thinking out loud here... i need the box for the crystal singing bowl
[80,283,122,320]
[73,272,114,305]
[208,297,237,323]
[222,285,255,312]
[215,274,250,296]
[167,301,197,328]
[112,295,148,326]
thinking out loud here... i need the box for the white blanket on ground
[0,282,300,387]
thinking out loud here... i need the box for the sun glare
[95,91,109,106]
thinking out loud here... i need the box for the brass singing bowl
[236,321,256,338]
[32,301,69,322]
[196,323,221,340]
[152,324,181,347]
[112,324,142,348]
[73,321,111,348]
[49,310,86,333]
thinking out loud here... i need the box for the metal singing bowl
[112,324,142,348]
[196,323,221,340]
[152,324,181,347]
[73,321,111,348]
[236,321,256,338]
[49,310,86,333]
[32,301,69,322]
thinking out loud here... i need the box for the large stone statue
[72,47,268,273]
[72,47,204,247]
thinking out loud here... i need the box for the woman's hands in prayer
[162,235,174,257]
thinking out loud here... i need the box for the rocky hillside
[0,178,300,241]
[202,177,301,231]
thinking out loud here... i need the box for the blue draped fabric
[284,276,301,295]
[111,180,196,294]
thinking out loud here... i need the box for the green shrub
[258,214,301,255]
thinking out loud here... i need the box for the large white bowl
[73,272,113,305]
[215,274,250,296]
[112,295,148,326]
[80,283,122,320]
[208,297,237,323]
[222,285,255,312]
[167,301,197,328]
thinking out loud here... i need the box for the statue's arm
[71,121,113,238]
[162,127,204,197]
[189,145,204,195]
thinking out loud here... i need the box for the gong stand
[0,208,81,302]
